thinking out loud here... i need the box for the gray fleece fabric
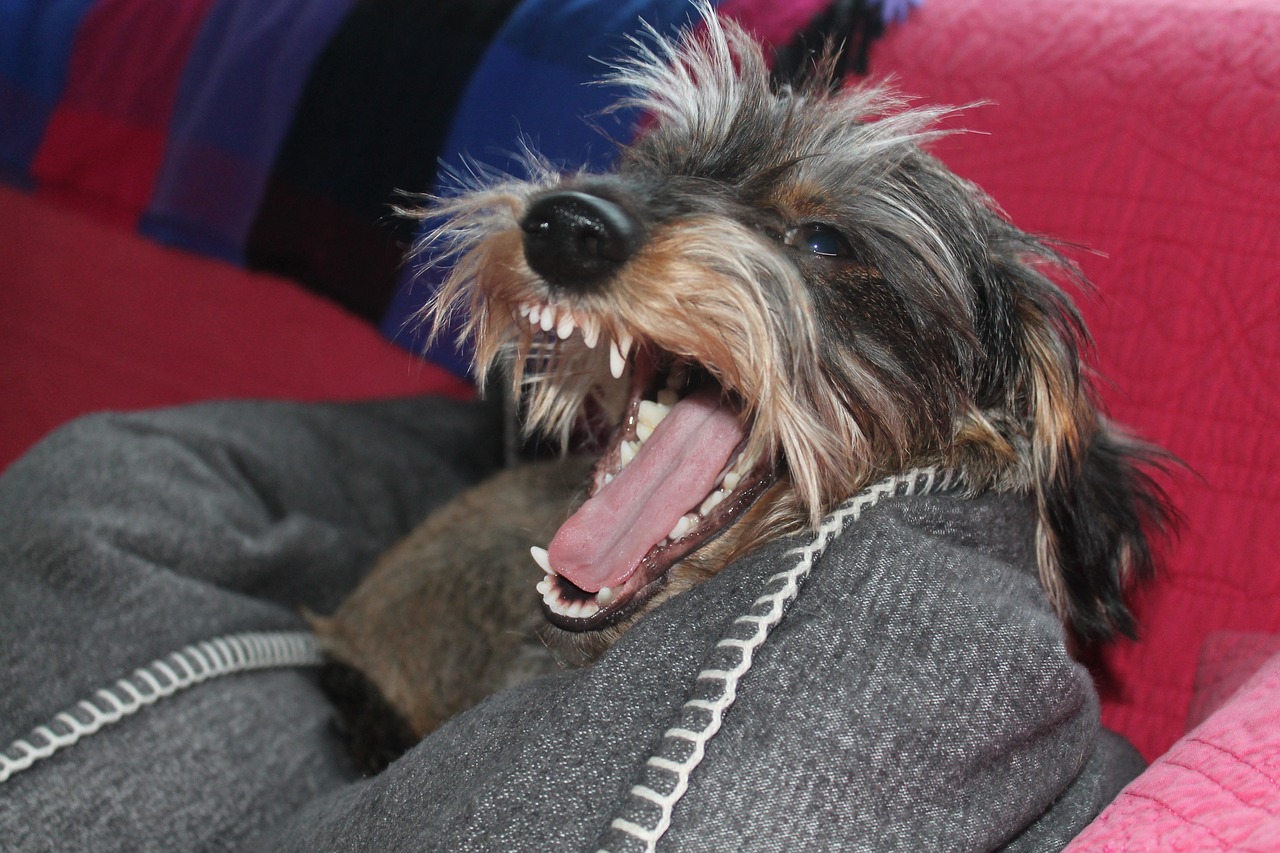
[0,397,1143,852]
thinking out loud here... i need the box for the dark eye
[786,223,853,258]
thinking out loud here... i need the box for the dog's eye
[786,223,853,258]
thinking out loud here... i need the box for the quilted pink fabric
[871,0,1280,761]
[1065,638,1280,851]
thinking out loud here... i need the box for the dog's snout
[520,191,640,290]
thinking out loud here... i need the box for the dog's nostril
[520,190,640,290]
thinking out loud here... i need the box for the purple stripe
[140,0,356,261]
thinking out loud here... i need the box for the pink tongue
[547,387,745,593]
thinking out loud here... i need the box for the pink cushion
[1066,634,1280,850]
[0,184,471,472]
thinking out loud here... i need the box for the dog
[311,8,1172,772]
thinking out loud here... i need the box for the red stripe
[31,0,218,227]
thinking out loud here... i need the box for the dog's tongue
[547,387,744,593]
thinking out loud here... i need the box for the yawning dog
[311,8,1171,771]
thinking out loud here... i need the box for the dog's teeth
[530,545,553,575]
[637,400,670,429]
[556,312,576,340]
[603,472,614,485]
[609,339,627,379]
[582,317,600,349]
[538,576,600,620]
[730,449,760,480]
[553,597,599,619]
[656,388,679,408]
[527,303,542,327]
[539,305,556,332]
[634,399,670,443]
[668,515,695,541]
[619,440,639,466]
[596,587,616,606]
[721,471,741,492]
[700,490,725,516]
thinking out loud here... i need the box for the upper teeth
[609,333,633,379]
[518,300,626,376]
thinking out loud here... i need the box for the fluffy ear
[1020,312,1177,642]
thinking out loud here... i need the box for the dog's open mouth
[519,304,774,632]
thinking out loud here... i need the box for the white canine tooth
[539,304,556,332]
[609,339,626,379]
[620,440,639,466]
[582,317,600,349]
[636,421,654,443]
[722,471,741,492]
[530,546,553,575]
[656,388,679,408]
[556,312,576,340]
[637,400,670,429]
[668,515,694,541]
[528,303,542,327]
[596,587,616,606]
[700,490,725,516]
[604,473,614,485]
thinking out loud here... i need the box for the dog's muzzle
[520,190,640,291]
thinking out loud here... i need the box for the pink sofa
[870,1,1280,845]
[3,0,1278,845]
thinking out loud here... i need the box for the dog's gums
[520,309,774,629]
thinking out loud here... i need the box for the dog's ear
[1016,279,1177,643]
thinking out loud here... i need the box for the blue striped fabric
[139,0,356,262]
[0,0,99,186]
[381,0,721,378]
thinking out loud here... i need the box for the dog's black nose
[520,190,640,290]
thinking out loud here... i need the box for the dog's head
[416,8,1172,652]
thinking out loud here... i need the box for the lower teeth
[537,572,614,619]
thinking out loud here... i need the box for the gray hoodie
[0,397,1141,852]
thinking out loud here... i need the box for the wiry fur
[316,7,1173,766]
[417,11,1171,643]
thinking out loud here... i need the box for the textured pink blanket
[1067,634,1280,850]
